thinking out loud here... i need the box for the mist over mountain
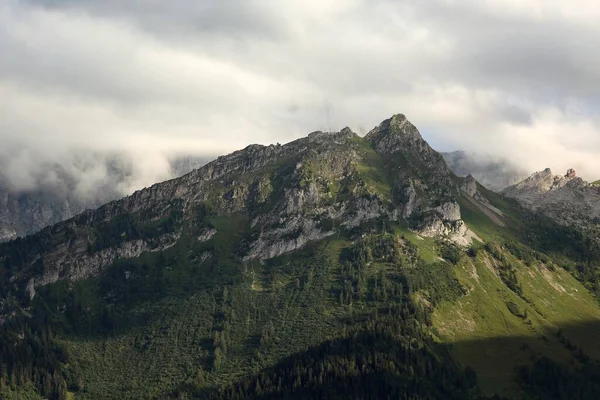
[442,151,529,192]
[0,151,211,241]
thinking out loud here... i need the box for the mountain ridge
[5,114,482,301]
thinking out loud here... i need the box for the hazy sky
[2,0,600,192]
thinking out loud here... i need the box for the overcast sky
[2,0,600,193]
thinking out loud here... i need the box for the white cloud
[1,0,600,196]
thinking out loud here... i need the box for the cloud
[1,0,600,198]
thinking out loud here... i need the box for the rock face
[461,174,478,198]
[25,232,180,300]
[0,114,480,299]
[502,168,600,234]
[502,168,586,209]
[442,151,528,192]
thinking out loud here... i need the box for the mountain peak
[4,114,478,301]
[365,114,423,151]
[502,168,564,199]
[339,126,354,135]
[390,113,408,124]
[365,114,452,181]
[503,165,600,243]
[365,113,421,145]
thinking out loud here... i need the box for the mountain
[502,168,600,238]
[1,114,600,399]
[7,115,478,300]
[442,150,528,192]
[0,155,210,242]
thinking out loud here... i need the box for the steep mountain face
[4,115,478,301]
[442,150,528,192]
[0,156,209,242]
[1,115,600,400]
[502,168,600,235]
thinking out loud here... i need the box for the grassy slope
[434,187,600,398]
[433,252,600,397]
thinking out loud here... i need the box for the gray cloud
[25,0,286,42]
[1,0,600,199]
[500,105,533,126]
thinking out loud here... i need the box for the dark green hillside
[1,115,600,399]
[2,229,480,399]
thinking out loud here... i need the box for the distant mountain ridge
[502,167,600,237]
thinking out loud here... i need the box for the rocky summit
[502,167,600,236]
[2,114,600,400]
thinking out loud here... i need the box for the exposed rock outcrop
[461,174,478,198]
[501,168,586,210]
[435,202,462,222]
[25,232,180,299]
[197,228,217,242]
[416,213,479,246]
[502,168,600,236]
